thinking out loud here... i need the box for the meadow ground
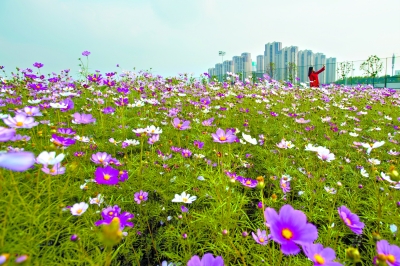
[0,63,399,265]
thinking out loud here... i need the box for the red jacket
[309,66,325,87]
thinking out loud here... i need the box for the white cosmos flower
[50,102,68,109]
[360,168,369,178]
[36,151,65,166]
[305,143,320,152]
[28,99,42,104]
[89,194,104,206]
[368,158,381,165]
[146,125,162,135]
[242,133,257,145]
[316,147,335,162]
[349,132,359,137]
[124,139,140,146]
[70,202,89,216]
[171,192,197,204]
[361,141,385,155]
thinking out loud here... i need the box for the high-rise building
[256,55,264,72]
[241,53,252,77]
[276,46,298,81]
[326,57,337,83]
[314,53,326,84]
[232,56,243,75]
[264,42,282,79]
[215,63,223,81]
[297,50,314,83]
[207,68,216,79]
[222,60,234,76]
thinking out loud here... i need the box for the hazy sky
[1,0,399,78]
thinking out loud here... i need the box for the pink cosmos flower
[0,127,16,142]
[212,128,237,143]
[338,206,364,235]
[41,163,66,175]
[295,118,310,124]
[172,118,190,130]
[302,243,343,266]
[72,113,96,124]
[3,114,39,128]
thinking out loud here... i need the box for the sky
[1,0,399,79]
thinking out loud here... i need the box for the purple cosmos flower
[57,128,76,135]
[194,140,204,149]
[118,170,128,182]
[280,178,291,194]
[200,97,211,105]
[172,118,190,130]
[60,98,74,112]
[264,204,318,255]
[134,190,148,204]
[181,149,192,158]
[0,127,16,142]
[212,128,237,143]
[72,113,96,124]
[50,134,76,148]
[302,243,342,266]
[181,205,189,213]
[240,178,258,188]
[187,253,224,266]
[338,206,364,235]
[33,62,43,68]
[95,205,134,230]
[3,114,39,128]
[94,165,120,185]
[87,74,102,83]
[374,240,400,266]
[15,255,29,263]
[0,151,35,172]
[102,106,115,114]
[202,117,215,126]
[114,97,129,106]
[82,50,90,56]
[252,229,270,245]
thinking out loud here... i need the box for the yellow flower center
[139,195,143,200]
[281,228,293,240]
[104,174,111,180]
[108,211,114,216]
[182,197,188,203]
[246,180,251,185]
[259,237,265,243]
[16,121,23,127]
[387,254,396,263]
[27,111,32,115]
[76,209,82,214]
[314,254,325,264]
[177,123,182,129]
[50,169,56,173]
[219,136,227,141]
[345,218,352,225]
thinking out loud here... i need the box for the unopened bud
[345,247,361,263]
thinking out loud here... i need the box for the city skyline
[207,42,338,83]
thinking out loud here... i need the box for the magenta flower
[302,243,343,266]
[87,74,102,83]
[264,204,318,255]
[202,117,215,126]
[134,190,148,204]
[147,134,160,145]
[295,118,310,124]
[338,206,364,235]
[82,50,91,56]
[0,127,16,142]
[194,140,204,149]
[181,148,192,158]
[33,62,44,68]
[280,178,291,194]
[94,165,120,185]
[95,205,134,230]
[50,134,76,148]
[374,240,400,266]
[72,113,96,124]
[172,118,190,130]
[187,253,224,266]
[0,151,35,172]
[239,177,258,188]
[118,170,129,182]
[211,128,237,143]
[3,113,39,128]
[252,229,270,245]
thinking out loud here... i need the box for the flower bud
[345,247,361,263]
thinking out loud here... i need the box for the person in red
[308,65,325,87]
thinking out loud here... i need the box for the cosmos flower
[0,127,16,142]
[145,125,162,135]
[0,151,35,172]
[148,134,160,145]
[36,151,65,166]
[95,205,134,230]
[302,243,343,266]
[373,240,400,266]
[337,206,364,235]
[89,194,104,206]
[187,253,224,266]
[242,133,257,145]
[70,202,89,216]
[94,165,120,185]
[172,118,190,130]
[18,106,42,116]
[252,229,270,245]
[72,113,96,124]
[3,113,39,128]
[264,204,318,255]
[41,163,66,175]
[316,147,335,162]
[360,141,385,155]
[172,192,197,204]
[134,190,148,204]
[276,139,295,149]
[91,152,112,165]
[50,134,76,148]
[202,117,215,126]
[212,128,237,143]
[57,128,76,135]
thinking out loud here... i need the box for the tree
[360,55,383,87]
[265,62,276,79]
[287,62,297,83]
[337,62,353,84]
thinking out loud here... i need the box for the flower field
[0,53,400,265]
